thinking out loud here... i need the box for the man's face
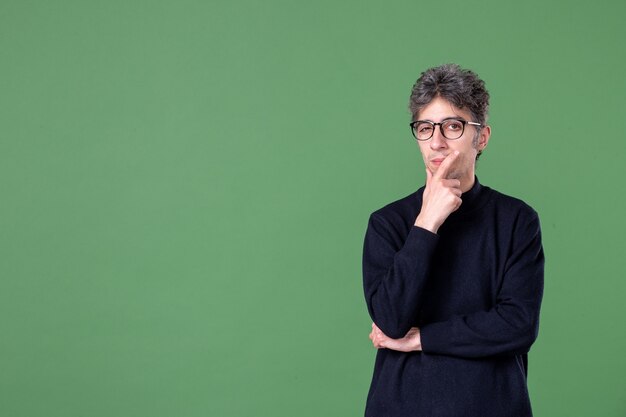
[415,97,490,183]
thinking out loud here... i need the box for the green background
[1,0,625,416]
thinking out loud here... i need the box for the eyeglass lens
[414,120,465,140]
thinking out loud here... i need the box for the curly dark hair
[408,64,490,159]
[408,63,490,124]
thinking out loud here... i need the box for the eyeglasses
[409,118,482,141]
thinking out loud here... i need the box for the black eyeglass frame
[409,118,482,141]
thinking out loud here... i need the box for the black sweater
[362,178,544,417]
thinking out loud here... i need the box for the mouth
[430,156,447,166]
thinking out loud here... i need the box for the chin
[427,163,440,173]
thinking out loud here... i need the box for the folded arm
[368,214,544,358]
[421,214,544,357]
[362,214,438,339]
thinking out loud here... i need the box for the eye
[444,120,463,131]
[417,123,433,133]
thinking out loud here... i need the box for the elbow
[497,303,541,353]
[511,315,540,354]
[366,289,420,340]
[522,318,540,349]
[373,319,413,340]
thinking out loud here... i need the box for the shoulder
[489,187,538,214]
[484,186,541,228]
[370,188,423,223]
[368,187,424,241]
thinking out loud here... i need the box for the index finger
[434,150,460,180]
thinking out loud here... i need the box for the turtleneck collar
[460,176,483,207]
[417,176,490,218]
[452,176,490,218]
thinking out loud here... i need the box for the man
[362,64,544,416]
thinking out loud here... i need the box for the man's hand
[369,323,422,352]
[414,150,462,233]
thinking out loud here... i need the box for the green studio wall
[1,0,625,416]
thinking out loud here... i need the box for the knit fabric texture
[362,177,544,417]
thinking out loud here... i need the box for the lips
[430,155,447,166]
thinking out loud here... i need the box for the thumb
[435,150,460,180]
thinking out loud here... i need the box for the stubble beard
[422,131,481,180]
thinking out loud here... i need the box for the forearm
[371,301,540,357]
[363,222,438,339]
[420,303,541,358]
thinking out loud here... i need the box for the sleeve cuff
[402,225,439,254]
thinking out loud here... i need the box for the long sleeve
[362,213,439,339]
[363,182,541,417]
[420,213,545,358]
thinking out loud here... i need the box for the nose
[429,126,448,150]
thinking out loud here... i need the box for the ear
[477,125,491,152]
